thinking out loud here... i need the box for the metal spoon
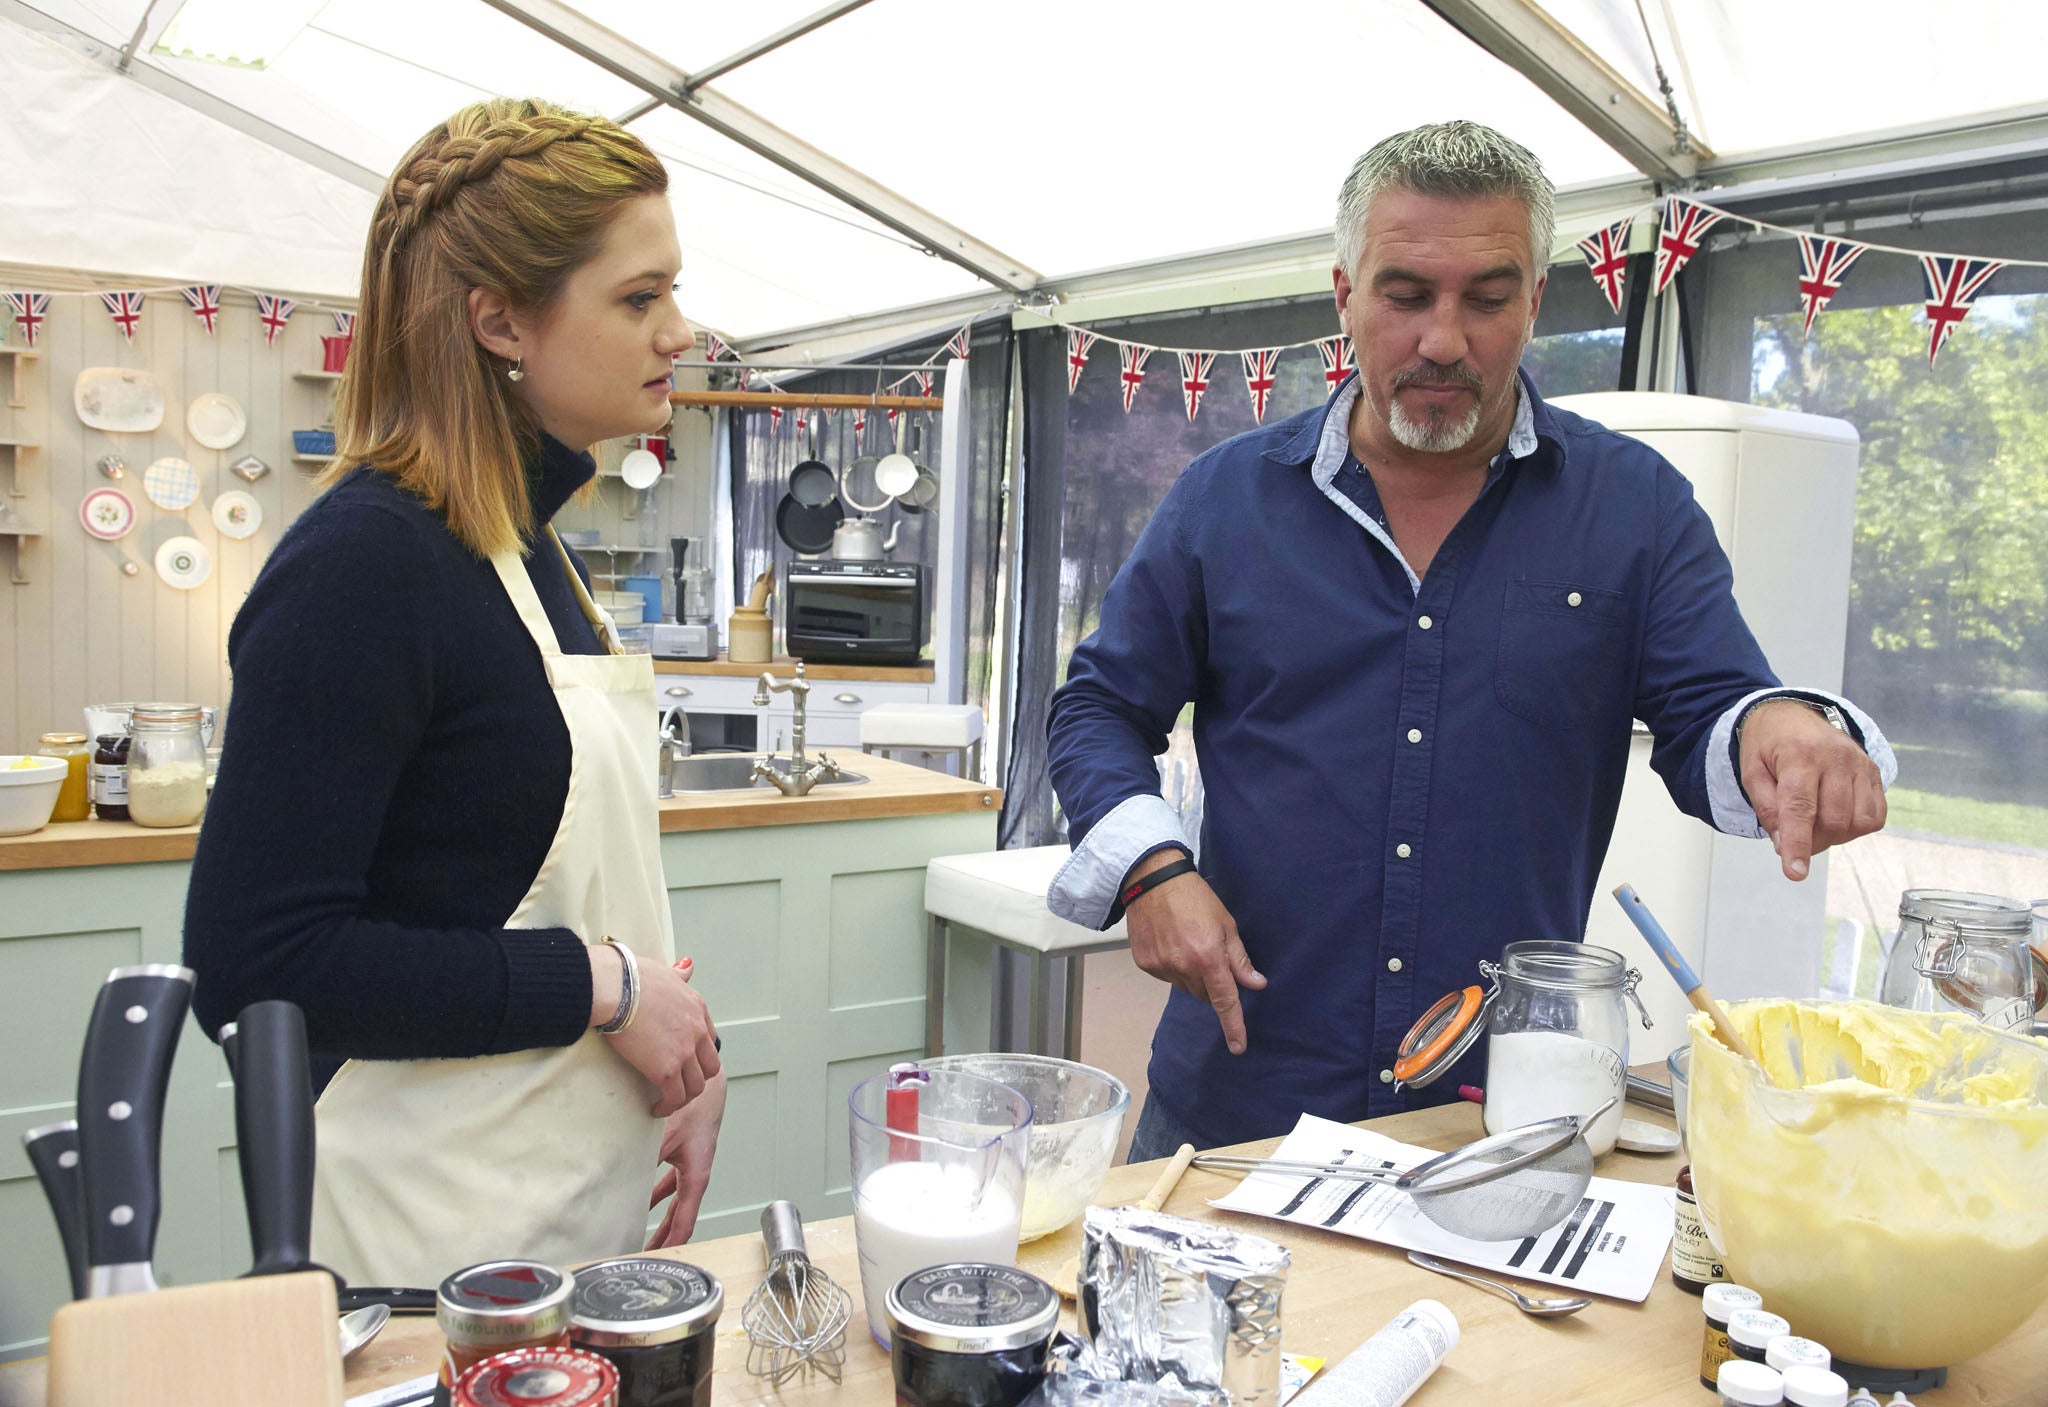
[1406,1251,1592,1317]
[338,1301,390,1359]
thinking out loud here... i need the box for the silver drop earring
[506,357,525,383]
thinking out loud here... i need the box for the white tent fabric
[4,0,2046,339]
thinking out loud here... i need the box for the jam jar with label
[91,733,131,821]
[438,1261,575,1394]
[886,1263,1059,1407]
[569,1257,722,1407]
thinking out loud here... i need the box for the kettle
[831,517,898,561]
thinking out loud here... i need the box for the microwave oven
[783,560,927,664]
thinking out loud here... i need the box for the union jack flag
[1317,336,1354,391]
[769,405,784,429]
[704,332,729,362]
[1118,344,1152,413]
[255,292,295,346]
[1065,328,1097,394]
[735,367,752,390]
[1241,348,1280,423]
[1576,218,1633,315]
[331,310,356,338]
[1653,198,1724,295]
[945,328,971,361]
[886,406,900,427]
[1919,255,2003,368]
[6,292,49,347]
[1795,236,1867,337]
[101,291,146,343]
[1177,351,1215,421]
[853,409,867,440]
[915,369,934,398]
[181,285,223,335]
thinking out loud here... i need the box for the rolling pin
[1057,1142,1197,1301]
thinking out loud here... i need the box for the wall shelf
[0,441,38,498]
[0,346,38,408]
[292,370,344,382]
[1,525,42,585]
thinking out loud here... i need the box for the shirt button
[1406,728,1422,744]
[1567,591,1583,607]
[1417,615,1433,630]
[1379,1069,1395,1084]
[1396,843,1412,858]
[1387,957,1404,973]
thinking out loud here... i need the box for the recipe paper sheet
[1209,1114,1677,1302]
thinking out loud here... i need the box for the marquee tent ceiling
[5,0,2048,349]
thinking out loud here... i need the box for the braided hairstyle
[330,98,668,557]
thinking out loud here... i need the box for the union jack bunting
[1241,348,1279,423]
[331,310,355,338]
[255,292,295,346]
[101,291,146,343]
[769,405,784,429]
[1795,236,1867,337]
[181,285,223,335]
[1919,255,2004,368]
[915,369,934,398]
[1653,198,1724,295]
[1576,218,1633,315]
[945,328,971,361]
[1178,351,1216,421]
[735,367,752,390]
[1118,344,1152,413]
[1317,336,1354,391]
[853,409,867,440]
[1065,328,1097,394]
[6,292,50,347]
[886,406,900,426]
[704,333,729,362]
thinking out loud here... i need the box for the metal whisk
[742,1200,851,1386]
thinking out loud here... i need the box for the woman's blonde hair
[328,97,668,557]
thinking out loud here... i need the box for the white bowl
[0,756,67,835]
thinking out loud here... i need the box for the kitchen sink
[666,754,869,794]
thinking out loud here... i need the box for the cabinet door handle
[664,686,693,699]
[833,692,861,704]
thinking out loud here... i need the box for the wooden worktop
[655,653,935,683]
[0,755,997,871]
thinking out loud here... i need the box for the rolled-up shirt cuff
[1049,794,1193,931]
[1706,686,1899,838]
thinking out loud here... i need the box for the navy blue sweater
[184,437,610,1091]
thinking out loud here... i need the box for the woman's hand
[647,1066,726,1248]
[589,944,720,1117]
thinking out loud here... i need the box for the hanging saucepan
[774,492,843,555]
[874,415,918,500]
[787,411,837,508]
[900,420,940,513]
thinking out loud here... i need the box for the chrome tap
[657,705,692,799]
[750,662,840,796]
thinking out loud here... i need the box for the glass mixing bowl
[1690,999,2048,1370]
[922,1054,1129,1242]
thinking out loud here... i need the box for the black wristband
[1120,855,1198,908]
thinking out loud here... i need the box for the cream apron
[311,529,672,1287]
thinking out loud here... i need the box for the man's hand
[1123,850,1266,1054]
[646,1066,726,1249]
[1738,699,1886,882]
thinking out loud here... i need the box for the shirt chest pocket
[1494,580,1632,730]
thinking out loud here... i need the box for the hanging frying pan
[787,411,837,508]
[774,492,843,555]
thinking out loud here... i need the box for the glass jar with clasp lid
[1878,889,2039,1032]
[125,704,209,828]
[1396,940,1652,1157]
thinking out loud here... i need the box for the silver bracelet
[596,936,641,1035]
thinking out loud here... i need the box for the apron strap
[546,526,623,657]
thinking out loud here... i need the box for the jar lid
[129,704,203,726]
[1393,983,1494,1088]
[570,1257,723,1348]
[454,1347,618,1407]
[1501,939,1629,989]
[1727,1308,1791,1350]
[1899,888,2032,935]
[1765,1335,1830,1372]
[95,733,129,749]
[1715,1359,1784,1406]
[1781,1365,1850,1407]
[38,732,87,746]
[885,1263,1059,1354]
[1702,1283,1762,1320]
[438,1261,574,1345]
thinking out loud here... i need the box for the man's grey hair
[1335,121,1557,277]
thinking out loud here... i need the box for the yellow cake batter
[1689,999,2048,1369]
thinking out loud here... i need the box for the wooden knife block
[47,1271,343,1407]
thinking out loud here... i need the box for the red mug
[641,435,669,462]
[321,335,352,373]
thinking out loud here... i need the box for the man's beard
[1385,363,1485,453]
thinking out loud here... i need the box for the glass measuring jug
[848,1064,1032,1349]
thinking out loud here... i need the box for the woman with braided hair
[184,97,724,1284]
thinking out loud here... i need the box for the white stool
[923,845,1131,1060]
[860,704,985,779]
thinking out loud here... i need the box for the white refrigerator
[1549,392,1861,1059]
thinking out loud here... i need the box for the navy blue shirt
[1046,375,1791,1148]
[184,436,610,1092]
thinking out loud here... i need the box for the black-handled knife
[228,1001,325,1279]
[22,1120,89,1300]
[218,1020,240,1081]
[76,963,194,1297]
[336,1286,438,1314]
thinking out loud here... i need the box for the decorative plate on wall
[74,367,166,432]
[142,456,200,511]
[155,535,212,590]
[79,488,136,541]
[229,454,270,483]
[186,392,248,450]
[212,490,262,540]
